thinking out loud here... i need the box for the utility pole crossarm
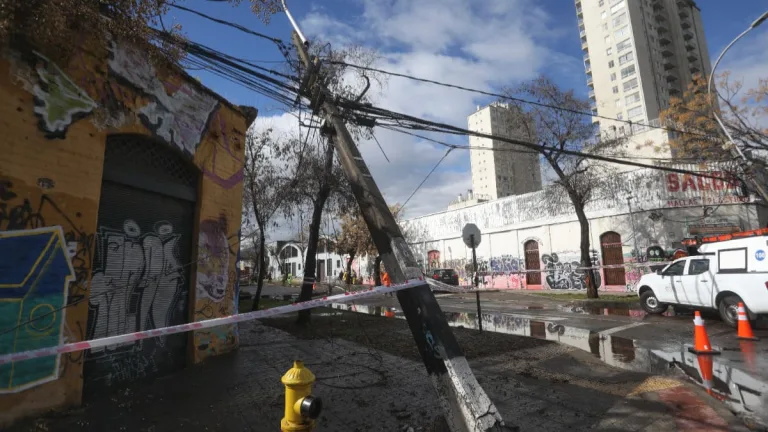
[289,30,509,432]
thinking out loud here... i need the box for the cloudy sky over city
[173,0,768,240]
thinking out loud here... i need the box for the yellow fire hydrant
[281,360,322,431]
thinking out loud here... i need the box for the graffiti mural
[108,43,219,156]
[0,227,76,393]
[199,110,245,190]
[427,250,440,270]
[196,216,230,302]
[443,256,527,289]
[88,219,185,352]
[194,324,236,357]
[542,250,602,290]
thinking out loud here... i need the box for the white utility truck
[637,229,768,327]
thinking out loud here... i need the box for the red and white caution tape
[0,278,427,366]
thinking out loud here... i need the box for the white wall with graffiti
[402,166,766,291]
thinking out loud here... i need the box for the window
[614,26,629,39]
[610,1,625,14]
[336,260,341,268]
[612,12,627,27]
[606,47,613,56]
[689,260,710,275]
[602,23,608,31]
[610,72,617,81]
[625,91,640,105]
[612,86,619,94]
[618,51,634,65]
[627,106,643,118]
[623,78,638,91]
[617,113,624,120]
[719,248,747,273]
[608,60,615,68]
[601,10,607,19]
[616,38,632,52]
[620,64,636,78]
[599,0,605,5]
[615,99,622,107]
[604,35,611,44]
[663,260,686,276]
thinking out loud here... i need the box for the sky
[170,0,768,241]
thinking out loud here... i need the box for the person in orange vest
[381,271,391,287]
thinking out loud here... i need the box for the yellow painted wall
[0,41,249,426]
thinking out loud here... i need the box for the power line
[339,97,739,182]
[401,148,454,210]
[329,60,719,141]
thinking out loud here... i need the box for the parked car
[637,230,768,327]
[430,268,460,286]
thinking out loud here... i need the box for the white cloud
[256,0,577,238]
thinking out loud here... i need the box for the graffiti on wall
[0,227,76,393]
[88,219,185,352]
[196,215,230,302]
[199,110,245,190]
[442,255,527,289]
[108,43,219,156]
[542,250,602,290]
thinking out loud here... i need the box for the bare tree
[243,128,306,310]
[504,76,625,298]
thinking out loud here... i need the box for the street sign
[462,224,481,248]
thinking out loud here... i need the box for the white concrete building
[468,103,542,199]
[401,165,766,292]
[577,0,712,163]
[262,238,375,284]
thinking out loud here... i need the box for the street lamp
[708,10,768,203]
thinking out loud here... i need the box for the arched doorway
[524,240,541,285]
[600,231,626,286]
[85,134,199,393]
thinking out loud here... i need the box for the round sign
[756,250,765,261]
[462,223,482,248]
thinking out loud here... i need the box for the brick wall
[0,40,250,425]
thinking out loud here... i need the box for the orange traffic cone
[696,353,714,396]
[688,311,721,355]
[737,302,759,341]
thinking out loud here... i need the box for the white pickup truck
[637,234,768,327]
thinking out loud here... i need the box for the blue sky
[170,0,768,239]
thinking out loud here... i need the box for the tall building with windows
[468,103,542,200]
[576,0,711,161]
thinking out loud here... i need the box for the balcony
[679,8,689,18]
[687,52,697,62]
[582,39,588,51]
[661,47,674,57]
[685,41,696,51]
[662,59,676,70]
[657,24,668,34]
[587,74,594,86]
[668,82,682,96]
[683,31,694,40]
[583,53,590,61]
[666,73,678,82]
[659,34,671,45]
[577,6,583,17]
[654,11,666,21]
[690,63,701,74]
[681,20,691,29]
[677,0,688,7]
[585,62,592,73]
[589,89,596,100]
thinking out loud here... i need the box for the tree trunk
[373,255,382,286]
[345,251,355,284]
[574,205,599,299]
[296,143,335,326]
[251,225,267,310]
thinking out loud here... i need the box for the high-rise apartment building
[576,0,711,160]
[468,103,542,200]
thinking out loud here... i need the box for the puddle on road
[555,304,681,318]
[331,302,768,428]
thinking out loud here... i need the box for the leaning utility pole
[280,3,507,431]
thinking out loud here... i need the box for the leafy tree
[0,0,282,64]
[503,76,625,298]
[333,204,403,286]
[243,128,307,310]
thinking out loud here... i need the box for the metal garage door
[84,135,198,393]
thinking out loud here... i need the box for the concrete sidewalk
[9,312,745,432]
